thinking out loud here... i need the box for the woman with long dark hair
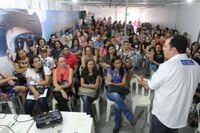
[25,56,51,116]
[150,42,164,72]
[47,34,56,49]
[70,38,83,62]
[35,38,50,56]
[106,56,136,133]
[101,44,117,71]
[79,59,100,117]
[14,49,30,75]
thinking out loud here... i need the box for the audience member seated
[62,46,80,102]
[118,41,134,85]
[94,34,104,49]
[150,42,164,72]
[52,56,73,111]
[129,34,142,69]
[190,42,199,58]
[188,53,200,127]
[79,59,100,118]
[99,39,111,62]
[0,72,27,102]
[70,38,83,65]
[50,40,63,60]
[40,48,56,71]
[100,44,117,72]
[35,38,50,56]
[25,56,51,116]
[82,40,99,60]
[81,46,97,68]
[47,34,56,49]
[14,49,30,84]
[106,56,136,133]
[80,35,87,48]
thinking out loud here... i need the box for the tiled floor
[1,94,196,133]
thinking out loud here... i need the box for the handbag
[107,84,130,95]
[0,83,13,92]
[13,72,27,85]
[79,87,96,98]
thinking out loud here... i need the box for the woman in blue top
[106,56,136,133]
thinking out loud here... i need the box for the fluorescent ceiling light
[72,0,77,3]
[187,0,192,3]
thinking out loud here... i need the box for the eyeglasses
[10,32,39,53]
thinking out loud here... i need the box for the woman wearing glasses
[52,56,73,111]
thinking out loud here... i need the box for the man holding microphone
[136,35,200,133]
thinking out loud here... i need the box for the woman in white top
[25,56,51,116]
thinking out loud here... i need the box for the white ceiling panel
[59,0,200,7]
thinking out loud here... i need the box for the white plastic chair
[106,98,114,122]
[0,101,16,114]
[80,78,102,121]
[52,96,74,111]
[80,93,100,121]
[130,78,151,124]
[194,103,200,133]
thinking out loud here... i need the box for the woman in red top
[52,56,73,111]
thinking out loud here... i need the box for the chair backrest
[130,77,151,98]
[197,103,200,123]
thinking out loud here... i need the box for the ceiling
[59,0,200,8]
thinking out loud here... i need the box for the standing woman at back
[25,56,51,116]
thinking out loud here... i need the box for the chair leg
[67,100,73,112]
[147,105,150,124]
[132,104,136,113]
[16,96,23,107]
[0,104,2,112]
[80,98,84,112]
[94,101,100,121]
[8,101,16,114]
[52,98,57,111]
[194,128,199,133]
[71,96,75,109]
[106,102,111,122]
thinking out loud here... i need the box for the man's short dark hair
[169,35,188,54]
[123,41,129,45]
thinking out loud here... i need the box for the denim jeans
[133,51,142,68]
[81,89,100,118]
[106,91,134,129]
[150,115,178,133]
[144,57,151,75]
[25,97,49,116]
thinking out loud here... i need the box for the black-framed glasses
[10,32,39,53]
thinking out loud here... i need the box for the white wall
[84,2,200,43]
[0,0,28,9]
[176,3,200,43]
[83,7,142,22]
